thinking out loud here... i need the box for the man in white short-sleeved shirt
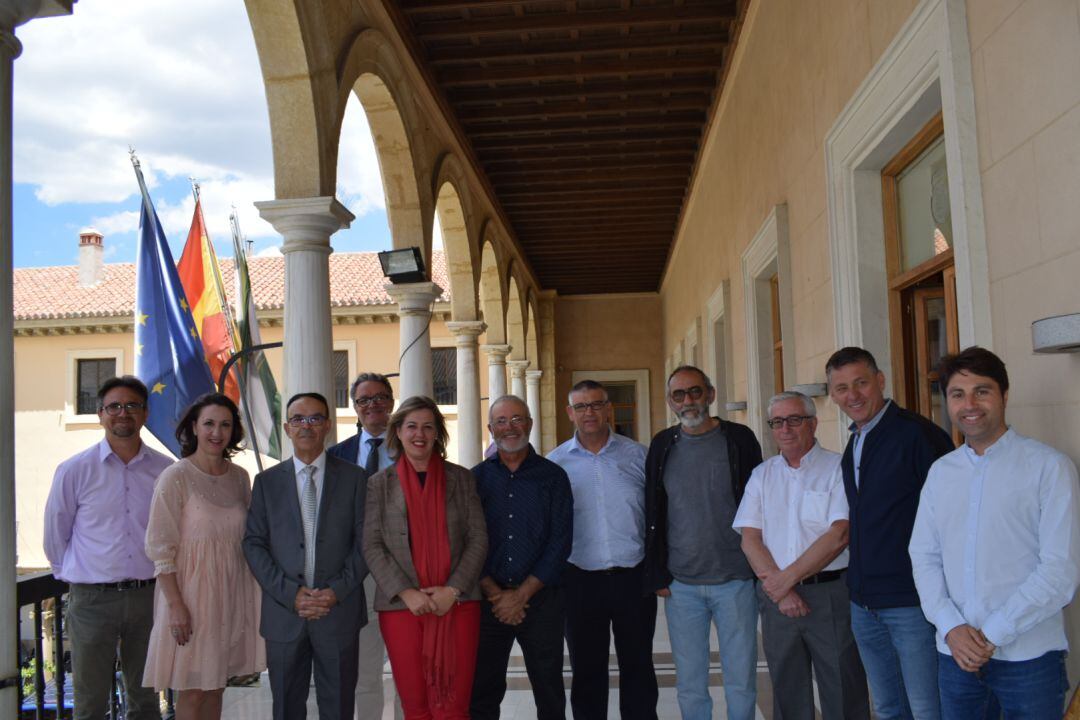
[734,391,869,720]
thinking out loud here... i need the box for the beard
[677,402,710,429]
[494,434,530,453]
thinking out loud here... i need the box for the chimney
[78,228,104,287]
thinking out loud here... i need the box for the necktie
[365,437,383,476]
[301,466,317,588]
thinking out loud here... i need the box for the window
[332,350,349,409]
[76,358,116,415]
[882,113,959,442]
[432,347,457,405]
[769,274,784,394]
[606,382,637,439]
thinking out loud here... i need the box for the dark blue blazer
[328,432,361,465]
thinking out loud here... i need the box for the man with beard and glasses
[44,376,173,720]
[643,366,764,720]
[470,395,574,720]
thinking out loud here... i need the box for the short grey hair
[767,391,816,418]
[350,372,393,399]
[568,379,608,405]
[667,365,714,390]
[488,394,530,423]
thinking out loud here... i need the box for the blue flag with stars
[132,157,215,456]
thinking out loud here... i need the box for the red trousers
[380,601,481,720]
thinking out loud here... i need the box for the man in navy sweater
[826,347,953,720]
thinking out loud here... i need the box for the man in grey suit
[243,392,369,720]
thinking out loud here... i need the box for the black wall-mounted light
[378,247,427,284]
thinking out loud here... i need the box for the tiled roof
[14,250,450,321]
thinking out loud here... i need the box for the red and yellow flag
[177,199,239,402]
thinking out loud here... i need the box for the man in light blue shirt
[548,379,658,720]
[910,347,1080,718]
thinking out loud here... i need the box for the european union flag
[131,156,215,456]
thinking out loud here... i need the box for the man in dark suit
[243,392,368,720]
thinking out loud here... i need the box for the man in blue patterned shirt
[470,395,574,720]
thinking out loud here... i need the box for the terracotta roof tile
[15,250,450,321]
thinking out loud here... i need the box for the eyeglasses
[766,415,814,429]
[354,393,391,408]
[101,401,146,416]
[491,416,529,429]
[669,386,706,403]
[288,414,327,428]
[571,400,608,413]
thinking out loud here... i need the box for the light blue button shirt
[357,428,392,472]
[909,429,1080,661]
[850,400,892,489]
[548,430,647,571]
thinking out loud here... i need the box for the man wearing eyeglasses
[733,391,869,720]
[328,372,400,720]
[243,392,369,720]
[546,379,657,720]
[471,395,573,720]
[44,376,173,720]
[643,365,763,720]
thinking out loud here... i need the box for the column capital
[385,281,444,316]
[255,196,354,254]
[506,359,530,378]
[526,369,543,383]
[481,344,512,364]
[446,320,487,338]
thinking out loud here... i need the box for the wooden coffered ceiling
[385,0,748,295]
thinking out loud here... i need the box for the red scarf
[397,454,455,707]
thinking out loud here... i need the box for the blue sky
[13,0,394,269]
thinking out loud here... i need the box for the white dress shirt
[732,443,849,571]
[293,452,328,529]
[909,429,1080,661]
[547,429,647,571]
[357,428,391,471]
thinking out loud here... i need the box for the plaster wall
[553,294,666,446]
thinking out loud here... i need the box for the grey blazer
[242,454,369,644]
[363,461,488,612]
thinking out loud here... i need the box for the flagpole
[228,210,266,472]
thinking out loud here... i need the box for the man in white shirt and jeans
[734,391,869,719]
[910,346,1080,718]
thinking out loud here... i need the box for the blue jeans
[664,578,758,720]
[939,650,1067,719]
[849,603,940,719]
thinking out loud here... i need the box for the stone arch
[478,231,507,345]
[337,29,430,268]
[506,269,527,362]
[245,0,339,198]
[526,290,540,368]
[432,154,479,321]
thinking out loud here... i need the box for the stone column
[385,282,443,401]
[481,344,511,401]
[507,359,529,400]
[255,197,353,445]
[526,369,543,450]
[446,320,485,467]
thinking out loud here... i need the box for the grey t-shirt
[664,425,754,584]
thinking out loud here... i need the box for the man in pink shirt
[44,376,173,720]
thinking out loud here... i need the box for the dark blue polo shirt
[472,448,573,587]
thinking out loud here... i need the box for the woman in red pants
[363,395,489,720]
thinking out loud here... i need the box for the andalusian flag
[131,156,215,456]
[230,212,282,460]
[177,198,240,401]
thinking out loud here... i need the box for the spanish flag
[177,198,240,402]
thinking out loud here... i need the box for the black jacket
[842,401,953,608]
[642,418,763,594]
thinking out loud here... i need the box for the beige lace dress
[142,458,266,691]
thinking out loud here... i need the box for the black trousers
[563,563,659,720]
[470,585,567,720]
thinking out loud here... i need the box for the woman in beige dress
[143,393,265,719]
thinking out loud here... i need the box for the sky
[12,0,395,269]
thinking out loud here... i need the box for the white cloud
[255,245,282,258]
[14,0,386,240]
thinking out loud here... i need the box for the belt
[86,578,156,591]
[577,565,636,576]
[799,569,845,586]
